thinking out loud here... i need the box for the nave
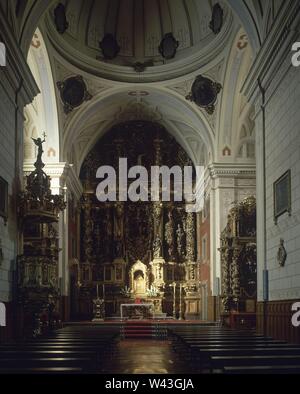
[1,1,300,377]
[1,324,300,375]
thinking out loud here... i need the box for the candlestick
[77,263,80,285]
[96,284,99,298]
[179,283,183,321]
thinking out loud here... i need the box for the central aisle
[101,339,191,374]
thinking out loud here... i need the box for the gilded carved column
[185,212,195,262]
[113,202,125,260]
[231,245,241,304]
[81,194,93,264]
[164,209,175,261]
[153,202,163,246]
[151,133,165,290]
[221,247,230,313]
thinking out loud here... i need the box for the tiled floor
[102,339,190,374]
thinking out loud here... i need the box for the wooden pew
[210,354,300,371]
[0,367,83,375]
[223,365,300,374]
[0,326,120,374]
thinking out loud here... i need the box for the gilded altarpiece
[76,121,200,319]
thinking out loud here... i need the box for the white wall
[0,4,39,304]
[263,56,300,301]
[242,1,300,303]
[0,73,17,303]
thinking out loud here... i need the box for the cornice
[208,163,256,179]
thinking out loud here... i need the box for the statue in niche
[153,235,162,259]
[277,239,287,267]
[102,210,112,259]
[42,264,48,285]
[134,273,145,295]
[114,240,124,259]
[114,203,124,258]
[176,224,185,258]
[28,264,37,285]
[106,211,113,238]
[114,202,124,240]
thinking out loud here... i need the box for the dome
[44,0,233,82]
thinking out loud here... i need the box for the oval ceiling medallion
[99,34,121,60]
[54,3,69,34]
[209,3,224,34]
[57,76,92,114]
[186,75,222,114]
[158,33,179,60]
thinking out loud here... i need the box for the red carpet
[121,321,166,339]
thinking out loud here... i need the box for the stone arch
[62,86,214,174]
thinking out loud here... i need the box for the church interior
[0,0,300,375]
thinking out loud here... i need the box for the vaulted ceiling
[42,0,231,82]
[10,0,286,56]
[1,0,286,175]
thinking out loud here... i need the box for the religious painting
[0,177,8,224]
[274,170,291,224]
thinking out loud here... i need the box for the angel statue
[32,133,46,168]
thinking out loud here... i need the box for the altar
[120,303,154,320]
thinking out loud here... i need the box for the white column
[208,164,256,297]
